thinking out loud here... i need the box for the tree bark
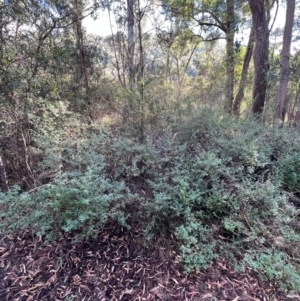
[0,155,9,192]
[127,0,135,89]
[108,6,125,86]
[137,0,145,142]
[225,0,235,113]
[232,26,255,115]
[75,0,89,89]
[0,0,3,62]
[275,0,295,121]
[248,0,270,114]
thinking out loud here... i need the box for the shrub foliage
[1,110,300,291]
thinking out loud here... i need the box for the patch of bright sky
[83,2,166,38]
[83,10,114,37]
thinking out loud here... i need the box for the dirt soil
[0,222,298,301]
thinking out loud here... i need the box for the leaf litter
[0,221,297,301]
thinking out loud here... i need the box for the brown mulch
[0,223,298,301]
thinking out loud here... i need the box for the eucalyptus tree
[158,28,200,97]
[232,26,254,115]
[127,0,135,89]
[0,0,7,190]
[73,0,89,89]
[275,0,296,121]
[161,0,246,112]
[103,0,136,88]
[0,0,4,61]
[247,0,276,114]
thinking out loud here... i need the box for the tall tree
[225,0,235,113]
[232,26,255,115]
[137,0,145,141]
[74,0,89,89]
[162,0,241,112]
[107,3,126,86]
[0,0,8,191]
[0,0,3,62]
[127,0,135,88]
[275,0,296,121]
[248,0,270,114]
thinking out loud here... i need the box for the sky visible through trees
[84,2,284,39]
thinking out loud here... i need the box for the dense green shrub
[141,112,300,289]
[243,249,300,291]
[277,151,300,192]
[0,150,129,241]
[1,109,300,291]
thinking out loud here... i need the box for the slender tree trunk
[248,0,270,114]
[0,155,9,192]
[0,0,3,62]
[108,6,125,86]
[232,27,255,115]
[275,0,295,121]
[166,48,171,81]
[121,35,127,85]
[137,0,145,142]
[75,0,88,89]
[127,0,135,89]
[172,55,180,99]
[181,43,198,83]
[225,0,235,113]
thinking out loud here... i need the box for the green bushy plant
[176,220,218,272]
[0,149,129,241]
[243,249,300,291]
[142,111,300,289]
[276,151,300,192]
[2,107,300,292]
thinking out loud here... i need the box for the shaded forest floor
[0,221,297,301]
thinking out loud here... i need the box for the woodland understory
[1,0,300,300]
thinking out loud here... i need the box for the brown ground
[0,222,298,301]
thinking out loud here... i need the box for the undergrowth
[1,109,300,292]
